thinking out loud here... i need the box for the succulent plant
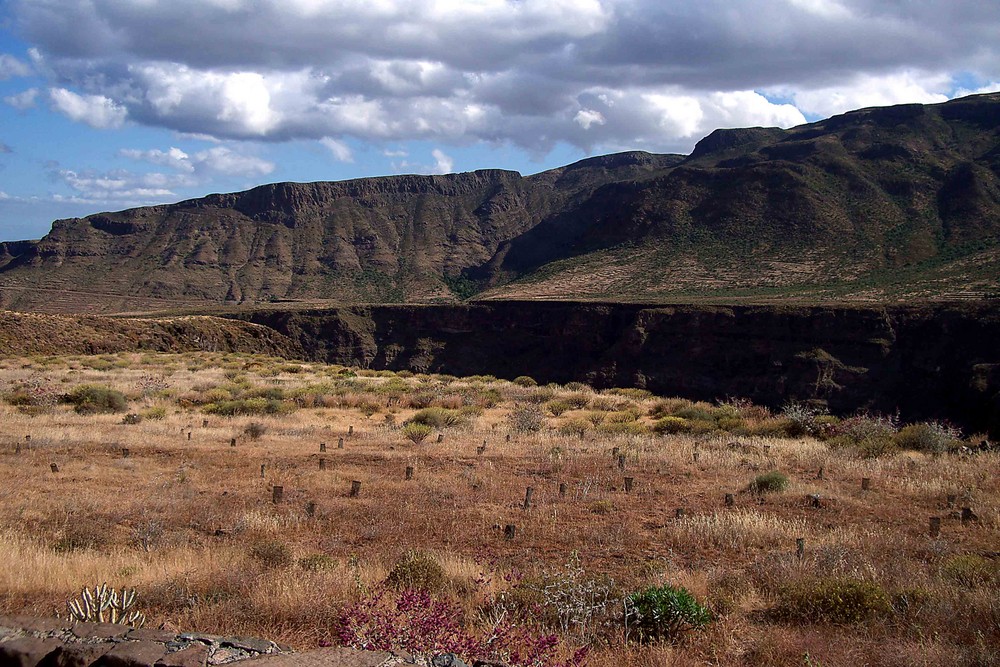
[66,583,146,627]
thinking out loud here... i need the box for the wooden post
[405,466,414,480]
[350,480,362,497]
[187,431,191,440]
[612,446,620,457]
[796,537,805,560]
[260,464,266,478]
[320,442,326,452]
[693,451,700,463]
[306,502,316,517]
[763,444,771,454]
[477,445,486,456]
[523,487,534,510]
[725,493,735,506]
[961,507,977,525]
[617,454,626,471]
[319,458,326,470]
[559,482,567,498]
[202,419,209,428]
[675,508,685,519]
[338,437,344,449]
[348,425,354,437]
[50,463,59,473]
[272,485,283,503]
[624,477,634,493]
[861,477,871,491]
[437,434,444,443]
[817,466,824,480]
[122,448,129,458]
[946,494,956,508]
[504,524,516,540]
[929,516,941,537]
[230,438,237,447]
[506,434,511,443]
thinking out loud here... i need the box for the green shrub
[546,399,573,417]
[894,422,961,454]
[941,555,1000,587]
[408,407,462,428]
[65,384,128,414]
[624,584,712,642]
[606,409,642,423]
[249,540,293,569]
[749,471,789,494]
[673,404,717,422]
[140,406,167,421]
[384,550,447,592]
[203,398,292,416]
[607,388,653,400]
[121,413,143,425]
[773,578,890,623]
[512,375,538,387]
[653,416,690,435]
[402,422,433,444]
[558,418,591,437]
[597,421,651,436]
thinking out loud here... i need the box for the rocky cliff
[238,301,1000,438]
[2,94,998,312]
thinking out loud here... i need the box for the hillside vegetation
[0,352,997,666]
[2,94,999,313]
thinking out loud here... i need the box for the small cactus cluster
[67,583,146,627]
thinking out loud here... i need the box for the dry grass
[0,352,997,666]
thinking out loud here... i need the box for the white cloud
[0,190,9,199]
[54,168,181,204]
[431,148,453,174]
[120,145,275,178]
[49,88,127,128]
[772,71,952,118]
[0,54,32,80]
[193,146,275,177]
[119,147,194,172]
[4,88,40,110]
[574,109,606,130]
[320,137,354,162]
[9,1,1000,154]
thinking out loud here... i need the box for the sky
[1,1,998,242]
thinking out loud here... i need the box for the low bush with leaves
[409,407,463,428]
[772,578,891,623]
[384,550,447,592]
[624,584,712,643]
[64,384,129,414]
[402,422,434,444]
[894,421,961,454]
[749,470,789,493]
[248,539,293,569]
[653,416,690,435]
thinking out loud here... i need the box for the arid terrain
[1,352,997,666]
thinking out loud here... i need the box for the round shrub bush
[624,584,712,642]
[65,384,128,414]
[773,578,890,623]
[402,422,433,444]
[749,470,789,493]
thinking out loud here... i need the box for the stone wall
[0,616,399,667]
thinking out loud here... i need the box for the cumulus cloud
[0,54,32,79]
[9,0,1000,154]
[4,88,40,110]
[53,168,184,205]
[119,145,275,178]
[49,88,127,128]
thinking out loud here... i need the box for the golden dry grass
[0,352,997,666]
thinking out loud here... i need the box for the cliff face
[2,94,998,313]
[239,302,1000,437]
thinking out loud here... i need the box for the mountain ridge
[1,93,998,313]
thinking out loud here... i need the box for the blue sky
[2,0,998,242]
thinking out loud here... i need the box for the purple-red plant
[335,587,588,667]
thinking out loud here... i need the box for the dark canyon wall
[237,302,1000,437]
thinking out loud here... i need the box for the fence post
[272,485,283,503]
[523,487,534,510]
[350,480,362,497]
[405,466,414,480]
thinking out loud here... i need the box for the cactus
[66,583,146,627]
